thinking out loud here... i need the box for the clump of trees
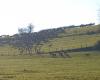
[9,24,65,55]
[11,24,35,55]
[62,23,95,29]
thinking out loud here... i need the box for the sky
[0,0,100,35]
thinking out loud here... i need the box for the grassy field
[0,25,100,80]
[0,51,99,80]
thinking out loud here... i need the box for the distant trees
[9,24,65,55]
[11,24,34,55]
[80,23,95,27]
[62,23,95,29]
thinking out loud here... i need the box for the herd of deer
[48,50,71,58]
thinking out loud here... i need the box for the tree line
[0,24,65,55]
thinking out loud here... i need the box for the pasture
[42,25,100,52]
[0,51,100,80]
[0,25,100,80]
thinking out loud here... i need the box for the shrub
[85,53,90,57]
[94,41,100,50]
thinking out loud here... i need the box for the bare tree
[12,24,34,55]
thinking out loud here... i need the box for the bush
[85,53,90,57]
[94,41,100,50]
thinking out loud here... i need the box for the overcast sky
[0,0,100,35]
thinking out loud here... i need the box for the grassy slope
[0,25,100,54]
[42,25,100,52]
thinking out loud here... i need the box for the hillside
[0,24,100,55]
[41,25,100,52]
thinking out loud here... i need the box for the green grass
[42,33,100,52]
[0,25,100,80]
[0,51,99,80]
[41,25,100,52]
[61,25,100,36]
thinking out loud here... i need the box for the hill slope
[41,25,100,52]
[0,24,100,55]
